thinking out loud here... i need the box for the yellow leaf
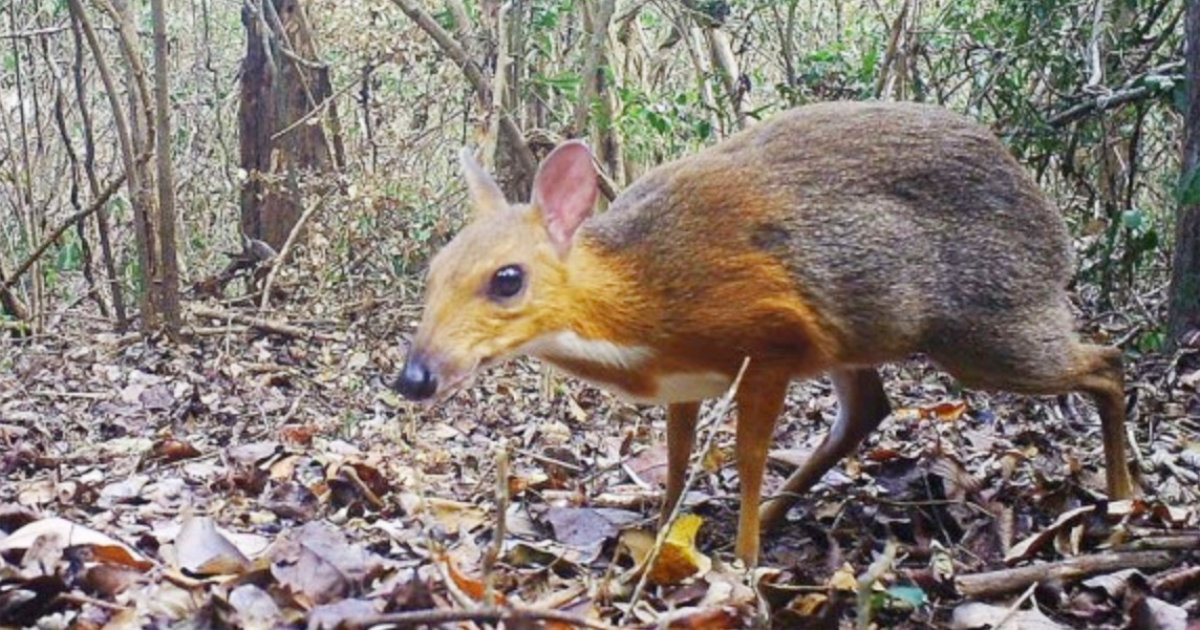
[620,514,712,585]
[789,592,829,616]
[828,563,857,591]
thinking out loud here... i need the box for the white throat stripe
[520,331,653,369]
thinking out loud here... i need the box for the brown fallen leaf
[544,506,641,551]
[928,400,968,422]
[441,552,507,604]
[664,606,743,629]
[1080,568,1142,600]
[268,522,387,607]
[625,444,670,488]
[1005,505,1094,563]
[80,563,143,598]
[278,423,319,446]
[894,399,969,422]
[0,517,152,571]
[148,438,201,463]
[175,515,251,576]
[398,494,487,533]
[263,480,321,521]
[788,592,829,616]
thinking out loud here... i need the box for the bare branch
[388,0,537,182]
[1,173,126,293]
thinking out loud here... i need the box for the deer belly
[642,371,733,403]
[521,331,733,404]
[553,363,732,404]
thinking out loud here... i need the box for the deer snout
[393,353,438,400]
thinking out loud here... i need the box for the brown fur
[406,101,1136,566]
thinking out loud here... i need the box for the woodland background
[0,0,1198,628]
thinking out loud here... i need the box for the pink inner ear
[533,141,598,253]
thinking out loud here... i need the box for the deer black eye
[488,265,525,300]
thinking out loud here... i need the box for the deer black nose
[394,356,438,400]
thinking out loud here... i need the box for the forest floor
[1,286,1199,629]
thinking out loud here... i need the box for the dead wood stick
[190,304,336,342]
[1125,535,1200,552]
[344,606,611,629]
[1152,565,1200,596]
[956,550,1177,598]
[1,23,70,39]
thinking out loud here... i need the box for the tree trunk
[98,0,162,332]
[575,0,622,187]
[1169,1,1200,346]
[239,0,334,252]
[151,0,181,337]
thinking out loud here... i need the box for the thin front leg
[733,374,789,566]
[662,402,700,523]
[759,368,891,531]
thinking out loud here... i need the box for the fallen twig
[956,550,1177,598]
[1126,534,1200,552]
[539,488,663,511]
[190,304,337,342]
[344,605,611,629]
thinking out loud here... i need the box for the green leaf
[57,239,82,272]
[1137,329,1165,353]
[1121,209,1145,231]
[645,111,670,134]
[1178,164,1200,205]
[1137,228,1159,252]
[531,72,580,92]
[860,47,879,81]
[1172,80,1188,115]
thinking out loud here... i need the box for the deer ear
[460,147,508,215]
[532,140,598,256]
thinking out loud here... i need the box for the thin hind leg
[759,368,891,531]
[1071,345,1134,499]
[933,332,1135,500]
